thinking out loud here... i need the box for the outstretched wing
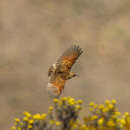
[57,45,83,72]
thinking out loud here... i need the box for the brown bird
[47,45,83,98]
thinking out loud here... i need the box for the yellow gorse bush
[11,97,130,130]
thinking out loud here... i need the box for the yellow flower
[89,102,95,107]
[61,97,67,101]
[68,98,75,105]
[23,111,32,118]
[17,127,21,130]
[12,97,130,130]
[53,98,59,103]
[49,120,55,124]
[102,107,109,113]
[120,119,126,125]
[107,120,115,127]
[33,113,41,120]
[93,104,97,109]
[72,123,78,128]
[11,126,16,130]
[23,116,29,121]
[116,119,120,123]
[15,118,20,122]
[124,112,129,117]
[98,104,104,109]
[112,99,116,104]
[41,113,46,120]
[89,108,94,112]
[55,121,61,126]
[77,99,83,104]
[91,115,98,120]
[98,118,104,126]
[114,112,121,116]
[20,122,23,126]
[29,120,34,124]
[105,99,110,105]
[28,125,32,129]
[81,124,88,130]
[126,116,130,126]
[75,105,81,110]
[108,104,114,109]
[49,106,54,111]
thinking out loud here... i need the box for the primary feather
[57,45,83,71]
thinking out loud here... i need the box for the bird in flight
[47,45,83,98]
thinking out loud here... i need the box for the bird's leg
[66,72,78,80]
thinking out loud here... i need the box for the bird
[47,45,83,98]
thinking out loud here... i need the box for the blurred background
[0,0,130,129]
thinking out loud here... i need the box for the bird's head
[48,64,57,77]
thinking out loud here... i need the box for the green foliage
[11,97,130,130]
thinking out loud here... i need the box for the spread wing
[56,45,83,72]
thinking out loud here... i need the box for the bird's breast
[53,76,65,88]
[48,75,65,98]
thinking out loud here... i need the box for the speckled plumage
[47,45,83,98]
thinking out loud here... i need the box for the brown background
[0,0,130,129]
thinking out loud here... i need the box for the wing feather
[57,45,83,71]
